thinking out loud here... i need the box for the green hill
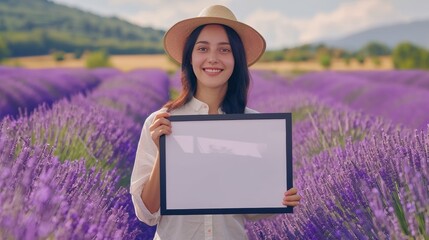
[0,0,165,57]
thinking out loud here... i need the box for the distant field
[252,56,393,72]
[5,54,393,72]
[6,54,180,72]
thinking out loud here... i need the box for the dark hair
[164,24,250,114]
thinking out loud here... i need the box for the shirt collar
[188,97,224,114]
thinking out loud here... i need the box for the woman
[130,5,301,239]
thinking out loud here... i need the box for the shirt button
[208,229,212,233]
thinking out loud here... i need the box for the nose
[207,51,218,64]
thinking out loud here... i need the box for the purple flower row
[1,69,169,172]
[0,68,170,239]
[248,70,395,158]
[1,94,140,174]
[290,71,429,130]
[245,70,428,239]
[343,70,429,90]
[0,135,138,239]
[0,67,110,119]
[247,127,428,239]
[90,69,170,124]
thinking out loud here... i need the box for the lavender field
[1,67,428,239]
[246,70,429,239]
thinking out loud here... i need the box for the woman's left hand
[282,187,301,207]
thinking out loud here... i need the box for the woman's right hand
[149,112,172,149]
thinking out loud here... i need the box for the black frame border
[159,112,293,215]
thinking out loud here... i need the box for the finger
[155,112,170,119]
[152,112,170,124]
[284,195,301,201]
[285,194,301,200]
[155,112,170,125]
[150,117,172,132]
[151,129,169,149]
[152,125,172,139]
[151,116,171,127]
[284,187,298,196]
[282,201,300,207]
[158,125,172,135]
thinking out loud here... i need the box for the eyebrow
[195,41,230,45]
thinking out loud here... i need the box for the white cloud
[122,0,231,30]
[297,0,406,43]
[246,0,407,49]
[245,10,302,50]
[126,8,178,29]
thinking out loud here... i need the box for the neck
[195,88,226,114]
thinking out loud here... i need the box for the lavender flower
[290,71,429,130]
[1,68,170,239]
[0,136,137,239]
[0,67,105,119]
[2,67,428,239]
[245,70,428,239]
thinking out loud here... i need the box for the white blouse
[130,97,273,240]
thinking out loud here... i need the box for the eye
[196,46,208,52]
[219,47,231,53]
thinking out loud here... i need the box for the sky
[51,0,429,50]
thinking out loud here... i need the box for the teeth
[205,68,221,73]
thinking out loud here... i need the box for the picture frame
[159,113,293,215]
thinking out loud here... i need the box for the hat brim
[163,17,266,66]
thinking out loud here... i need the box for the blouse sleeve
[129,110,162,226]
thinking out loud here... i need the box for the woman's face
[191,24,235,94]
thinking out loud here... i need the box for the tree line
[0,30,164,58]
[260,41,429,70]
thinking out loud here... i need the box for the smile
[204,68,223,73]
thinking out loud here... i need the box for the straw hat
[163,5,266,66]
